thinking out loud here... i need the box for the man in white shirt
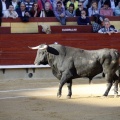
[11,0,18,10]
[98,19,118,35]
[1,0,11,15]
[3,4,18,18]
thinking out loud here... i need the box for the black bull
[30,44,120,98]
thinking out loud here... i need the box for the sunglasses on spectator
[57,4,61,7]
[81,12,85,14]
[78,4,82,6]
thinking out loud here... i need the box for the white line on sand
[0,87,58,93]
[0,94,55,100]
[0,87,57,100]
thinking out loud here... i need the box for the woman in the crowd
[30,2,40,17]
[65,3,75,17]
[66,0,78,10]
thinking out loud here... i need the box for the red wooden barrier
[0,27,11,34]
[0,33,120,65]
[38,25,93,33]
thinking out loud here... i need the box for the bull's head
[29,44,48,65]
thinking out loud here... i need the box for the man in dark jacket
[76,1,88,16]
[44,2,54,17]
[16,2,31,22]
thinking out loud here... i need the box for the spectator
[54,1,66,25]
[37,0,52,11]
[77,10,91,25]
[30,2,40,17]
[83,0,100,9]
[39,1,54,17]
[0,0,2,26]
[3,4,18,18]
[98,18,118,35]
[10,0,19,10]
[20,0,36,2]
[16,2,31,22]
[92,14,105,32]
[99,0,118,10]
[100,1,113,16]
[52,0,65,9]
[24,0,34,11]
[75,1,88,16]
[66,0,78,10]
[44,2,54,17]
[88,1,100,16]
[1,0,11,15]
[65,3,75,17]
[114,1,120,16]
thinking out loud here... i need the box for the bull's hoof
[67,95,71,99]
[101,96,107,98]
[57,93,61,98]
[57,95,61,98]
[114,94,118,98]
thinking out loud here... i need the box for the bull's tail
[89,78,92,85]
[114,50,120,65]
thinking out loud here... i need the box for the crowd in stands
[0,0,120,32]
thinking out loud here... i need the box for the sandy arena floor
[0,78,120,120]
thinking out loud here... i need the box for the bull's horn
[39,44,48,50]
[28,45,40,49]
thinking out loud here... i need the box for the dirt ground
[0,78,120,120]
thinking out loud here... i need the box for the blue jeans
[56,16,66,25]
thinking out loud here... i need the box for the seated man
[75,1,87,16]
[44,2,54,17]
[54,1,66,25]
[39,1,55,17]
[1,0,11,16]
[77,10,91,25]
[114,1,120,16]
[98,18,118,35]
[3,5,18,18]
[100,1,113,16]
[16,2,31,22]
[37,0,52,12]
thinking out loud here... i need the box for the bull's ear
[47,46,59,55]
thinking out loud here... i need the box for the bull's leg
[103,73,113,96]
[57,81,66,98]
[103,82,113,96]
[57,71,73,98]
[67,80,72,99]
[113,73,119,97]
[114,80,119,97]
